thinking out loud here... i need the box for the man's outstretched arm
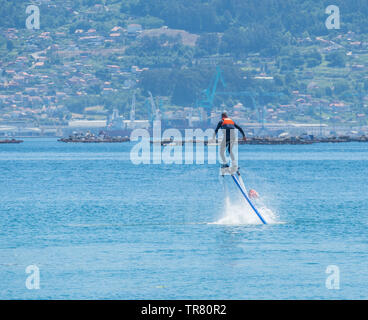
[234,123,246,139]
[213,121,222,138]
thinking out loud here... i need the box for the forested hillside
[1,0,368,126]
[3,0,368,54]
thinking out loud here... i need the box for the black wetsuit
[215,119,245,153]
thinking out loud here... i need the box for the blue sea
[1,138,368,299]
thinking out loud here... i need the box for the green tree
[196,33,219,55]
[95,68,111,81]
[333,80,350,95]
[306,58,320,68]
[6,40,14,51]
[326,51,346,68]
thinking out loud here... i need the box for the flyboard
[221,166,267,225]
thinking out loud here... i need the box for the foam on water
[213,196,278,225]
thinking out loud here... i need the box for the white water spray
[213,194,278,225]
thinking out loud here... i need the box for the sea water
[0,138,368,299]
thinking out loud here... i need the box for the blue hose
[231,174,267,224]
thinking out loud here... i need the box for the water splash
[213,196,278,225]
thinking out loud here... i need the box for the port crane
[195,66,263,125]
[148,91,161,122]
[196,67,287,131]
[139,91,162,128]
[197,66,226,112]
[130,92,136,121]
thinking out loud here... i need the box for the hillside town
[1,1,368,138]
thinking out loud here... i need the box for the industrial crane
[148,91,161,121]
[130,92,136,121]
[197,66,226,112]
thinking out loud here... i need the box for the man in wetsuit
[213,112,246,168]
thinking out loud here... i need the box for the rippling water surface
[1,139,367,299]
